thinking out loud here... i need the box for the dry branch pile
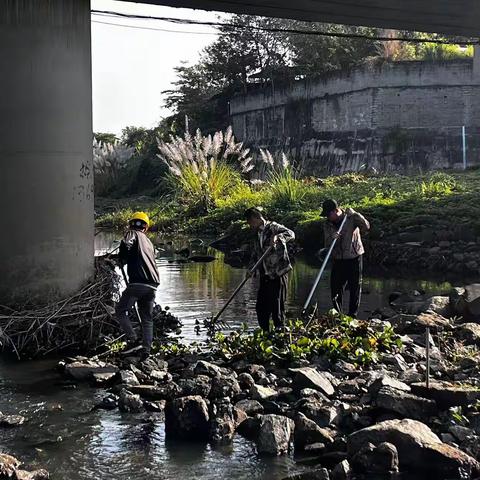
[0,258,120,358]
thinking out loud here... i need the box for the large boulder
[65,361,118,381]
[209,375,241,400]
[235,399,264,416]
[257,414,295,455]
[250,384,278,401]
[450,284,480,320]
[347,419,480,478]
[289,367,334,396]
[411,381,480,409]
[294,413,334,450]
[350,442,399,475]
[374,386,437,420]
[297,399,339,427]
[455,323,480,345]
[118,389,143,413]
[193,361,227,378]
[178,375,211,398]
[165,395,210,441]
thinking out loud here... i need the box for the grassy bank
[96,170,480,250]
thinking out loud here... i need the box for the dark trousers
[116,283,156,352]
[330,256,363,318]
[256,274,288,330]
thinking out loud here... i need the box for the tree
[94,132,118,145]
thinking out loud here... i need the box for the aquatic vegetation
[207,311,401,366]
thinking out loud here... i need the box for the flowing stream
[0,233,467,479]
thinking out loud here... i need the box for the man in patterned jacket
[244,207,295,331]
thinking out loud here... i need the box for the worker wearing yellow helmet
[116,211,160,359]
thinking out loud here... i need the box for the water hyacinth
[157,126,254,213]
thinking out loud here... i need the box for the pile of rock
[59,305,480,480]
[0,453,48,480]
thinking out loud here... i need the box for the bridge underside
[124,0,480,36]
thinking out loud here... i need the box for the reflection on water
[0,233,463,480]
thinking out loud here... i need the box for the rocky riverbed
[35,287,480,479]
[5,284,480,479]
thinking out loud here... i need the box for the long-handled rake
[206,245,274,330]
[302,214,348,320]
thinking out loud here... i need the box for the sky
[91,0,221,134]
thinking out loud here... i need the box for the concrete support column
[0,0,94,304]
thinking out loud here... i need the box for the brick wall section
[230,61,480,174]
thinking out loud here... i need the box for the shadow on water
[0,232,472,479]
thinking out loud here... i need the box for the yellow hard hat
[130,211,150,227]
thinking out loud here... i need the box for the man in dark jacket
[116,211,160,356]
[245,208,295,330]
[321,199,370,318]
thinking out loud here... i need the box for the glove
[316,248,328,260]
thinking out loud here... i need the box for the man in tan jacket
[321,199,370,318]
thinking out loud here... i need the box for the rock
[144,400,166,412]
[238,372,255,390]
[281,468,329,480]
[243,364,267,381]
[250,384,277,401]
[368,375,411,395]
[456,323,480,345]
[351,441,399,474]
[294,413,334,450]
[257,414,295,455]
[449,425,475,442]
[450,284,480,320]
[423,296,450,316]
[381,353,409,372]
[331,460,351,480]
[301,388,330,400]
[374,386,437,420]
[235,399,264,416]
[0,453,20,477]
[128,385,176,401]
[209,400,236,443]
[193,361,226,377]
[0,413,25,427]
[119,370,140,386]
[289,367,334,396]
[237,416,261,440]
[15,470,49,480]
[411,381,480,409]
[178,376,211,398]
[118,389,143,413]
[92,372,117,386]
[165,395,210,441]
[65,361,118,381]
[209,375,241,400]
[94,394,118,411]
[141,357,168,373]
[347,419,480,477]
[149,370,172,383]
[298,400,339,427]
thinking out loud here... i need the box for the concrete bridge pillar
[0,0,94,304]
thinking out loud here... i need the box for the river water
[0,233,465,479]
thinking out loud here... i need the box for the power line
[91,9,479,45]
[92,20,218,35]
